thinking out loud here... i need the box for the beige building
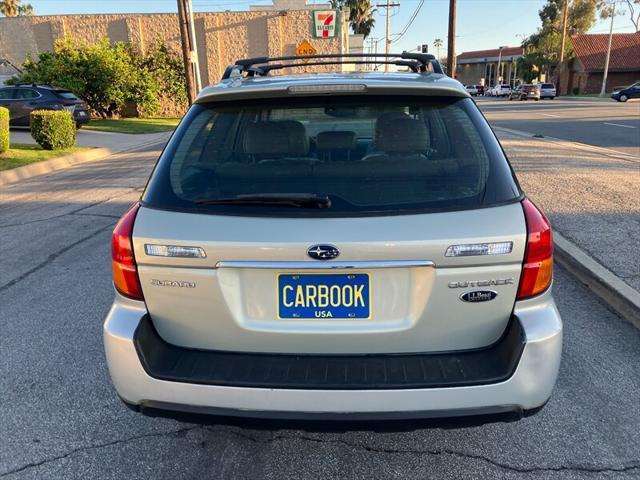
[456,46,525,87]
[0,0,354,89]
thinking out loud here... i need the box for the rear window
[541,83,555,89]
[143,95,521,217]
[54,90,79,100]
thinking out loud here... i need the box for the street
[1,130,639,479]
[477,97,640,158]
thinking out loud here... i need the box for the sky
[22,0,639,57]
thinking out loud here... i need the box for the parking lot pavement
[478,97,640,158]
[1,145,640,479]
[494,129,640,293]
[8,127,171,151]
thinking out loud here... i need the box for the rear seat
[216,120,314,196]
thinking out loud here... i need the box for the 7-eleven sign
[312,10,338,39]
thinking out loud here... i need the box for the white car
[492,84,511,97]
[465,84,478,96]
[537,83,557,99]
[104,52,562,423]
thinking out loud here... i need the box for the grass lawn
[84,117,180,134]
[0,143,92,171]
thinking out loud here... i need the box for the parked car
[0,84,90,128]
[494,84,512,97]
[465,84,478,96]
[104,53,562,423]
[510,84,540,101]
[611,82,640,102]
[537,83,556,99]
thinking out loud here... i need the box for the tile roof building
[559,32,640,94]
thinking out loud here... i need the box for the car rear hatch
[133,91,527,355]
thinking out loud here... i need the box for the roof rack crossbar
[222,52,442,79]
[247,59,423,76]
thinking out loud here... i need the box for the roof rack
[221,52,443,80]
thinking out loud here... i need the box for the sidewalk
[9,127,170,151]
[1,129,172,187]
[495,128,640,295]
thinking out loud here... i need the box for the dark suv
[0,84,90,128]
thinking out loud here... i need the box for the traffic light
[420,44,429,53]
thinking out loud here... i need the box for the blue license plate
[277,273,370,320]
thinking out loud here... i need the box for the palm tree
[0,0,33,16]
[332,0,376,39]
[433,38,444,60]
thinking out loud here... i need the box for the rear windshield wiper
[194,193,332,209]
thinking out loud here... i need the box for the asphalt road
[1,142,639,479]
[477,97,640,158]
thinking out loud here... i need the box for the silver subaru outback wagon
[104,53,562,422]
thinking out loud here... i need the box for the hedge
[0,107,8,154]
[30,110,76,150]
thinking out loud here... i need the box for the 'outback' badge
[460,290,498,303]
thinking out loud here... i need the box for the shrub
[0,107,8,154]
[30,110,76,150]
[9,38,187,118]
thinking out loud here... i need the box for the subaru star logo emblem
[307,244,340,260]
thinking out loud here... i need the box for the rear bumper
[104,290,562,420]
[73,111,90,124]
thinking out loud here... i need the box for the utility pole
[559,0,570,64]
[600,2,615,96]
[186,0,202,92]
[177,0,195,103]
[447,0,456,77]
[376,1,400,72]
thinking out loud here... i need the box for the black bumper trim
[134,315,525,390]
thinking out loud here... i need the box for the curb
[0,136,170,188]
[554,231,640,329]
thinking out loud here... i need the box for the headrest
[243,121,309,156]
[374,113,430,153]
[316,131,357,151]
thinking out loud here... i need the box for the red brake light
[112,202,144,300]
[517,198,553,300]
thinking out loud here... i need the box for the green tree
[10,38,159,118]
[331,0,376,38]
[138,40,187,113]
[0,0,33,16]
[521,0,599,80]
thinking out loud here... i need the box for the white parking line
[541,113,561,118]
[603,122,637,129]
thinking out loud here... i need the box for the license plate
[277,273,370,320]
[78,111,86,116]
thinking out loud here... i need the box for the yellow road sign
[295,40,317,63]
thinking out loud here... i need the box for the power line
[391,0,424,43]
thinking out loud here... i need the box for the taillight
[112,202,144,300]
[517,198,553,300]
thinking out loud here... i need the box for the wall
[559,59,640,94]
[0,10,349,88]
